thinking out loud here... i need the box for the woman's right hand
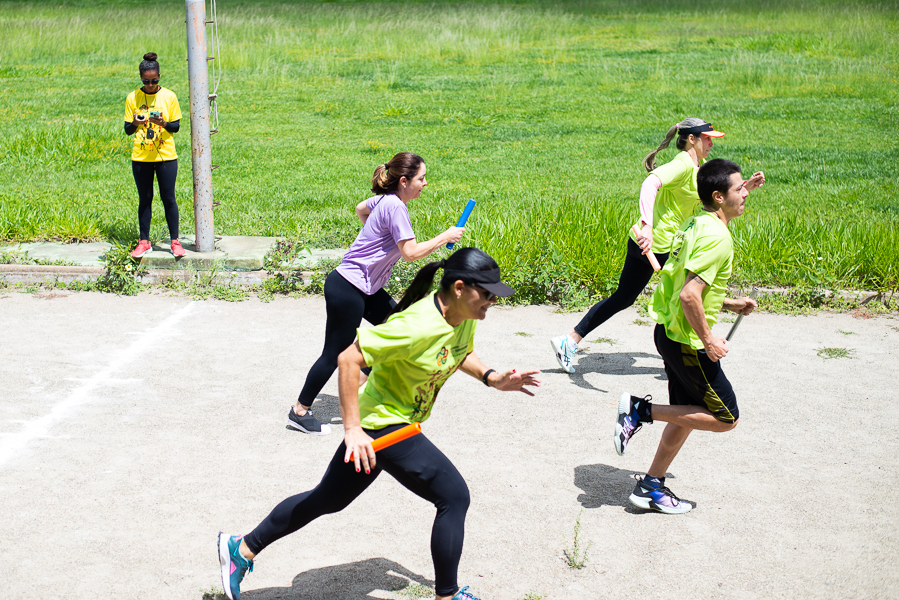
[636,224,653,253]
[344,425,376,474]
[443,226,465,246]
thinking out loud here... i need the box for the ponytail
[371,152,424,194]
[642,124,678,172]
[390,259,446,316]
[389,248,500,317]
[642,117,710,172]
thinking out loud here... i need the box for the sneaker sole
[218,532,236,600]
[131,249,152,258]
[614,392,631,455]
[628,492,693,514]
[286,417,332,436]
[549,339,575,374]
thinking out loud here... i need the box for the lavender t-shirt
[336,194,416,295]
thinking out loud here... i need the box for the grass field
[1,0,897,302]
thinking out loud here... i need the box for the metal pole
[185,0,215,252]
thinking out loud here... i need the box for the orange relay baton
[631,225,661,271]
[349,422,422,461]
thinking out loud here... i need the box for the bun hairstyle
[390,247,499,316]
[140,52,160,75]
[642,117,709,172]
[371,152,424,194]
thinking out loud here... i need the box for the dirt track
[1,291,897,600]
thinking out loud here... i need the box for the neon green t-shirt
[630,151,704,253]
[357,292,476,429]
[124,87,182,162]
[649,211,733,350]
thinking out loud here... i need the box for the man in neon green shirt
[613,158,759,514]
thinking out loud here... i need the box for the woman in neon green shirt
[219,248,541,600]
[551,118,764,373]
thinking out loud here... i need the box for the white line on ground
[0,302,196,469]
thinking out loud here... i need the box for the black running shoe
[287,408,332,435]
[629,475,693,514]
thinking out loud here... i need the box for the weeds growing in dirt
[564,510,592,569]
[816,347,854,359]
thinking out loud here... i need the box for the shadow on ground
[240,557,434,600]
[574,464,691,512]
[544,352,666,393]
[577,351,666,379]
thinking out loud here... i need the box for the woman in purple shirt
[288,152,464,435]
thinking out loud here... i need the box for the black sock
[635,397,653,423]
[644,475,663,488]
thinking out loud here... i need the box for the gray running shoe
[287,408,332,435]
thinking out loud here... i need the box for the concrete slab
[3,241,111,267]
[1,293,897,600]
[2,237,346,273]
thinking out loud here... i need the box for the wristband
[482,369,496,387]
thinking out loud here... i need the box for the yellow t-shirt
[124,87,182,162]
[629,152,705,254]
[648,212,733,349]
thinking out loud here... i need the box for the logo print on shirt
[436,346,449,367]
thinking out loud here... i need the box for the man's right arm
[679,273,728,362]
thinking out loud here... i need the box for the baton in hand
[726,288,759,342]
[448,199,476,249]
[631,225,661,271]
[349,422,422,461]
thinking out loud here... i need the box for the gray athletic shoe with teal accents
[453,586,483,600]
[550,334,577,374]
[218,532,253,600]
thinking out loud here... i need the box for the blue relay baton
[447,199,476,249]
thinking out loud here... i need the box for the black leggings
[244,424,470,597]
[574,238,669,338]
[132,159,179,240]
[298,270,396,407]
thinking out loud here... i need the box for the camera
[149,110,162,119]
[146,128,155,140]
[135,113,148,122]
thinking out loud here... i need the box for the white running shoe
[550,334,577,374]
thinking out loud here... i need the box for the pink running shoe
[171,239,186,257]
[131,240,152,258]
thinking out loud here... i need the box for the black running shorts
[653,324,739,423]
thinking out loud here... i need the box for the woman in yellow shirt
[550,118,764,373]
[123,52,185,258]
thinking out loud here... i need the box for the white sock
[567,334,578,348]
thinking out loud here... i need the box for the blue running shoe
[453,586,483,600]
[218,532,254,600]
[615,392,651,456]
[629,476,693,514]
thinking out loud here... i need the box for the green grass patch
[2,0,898,305]
[396,582,435,599]
[816,347,854,359]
